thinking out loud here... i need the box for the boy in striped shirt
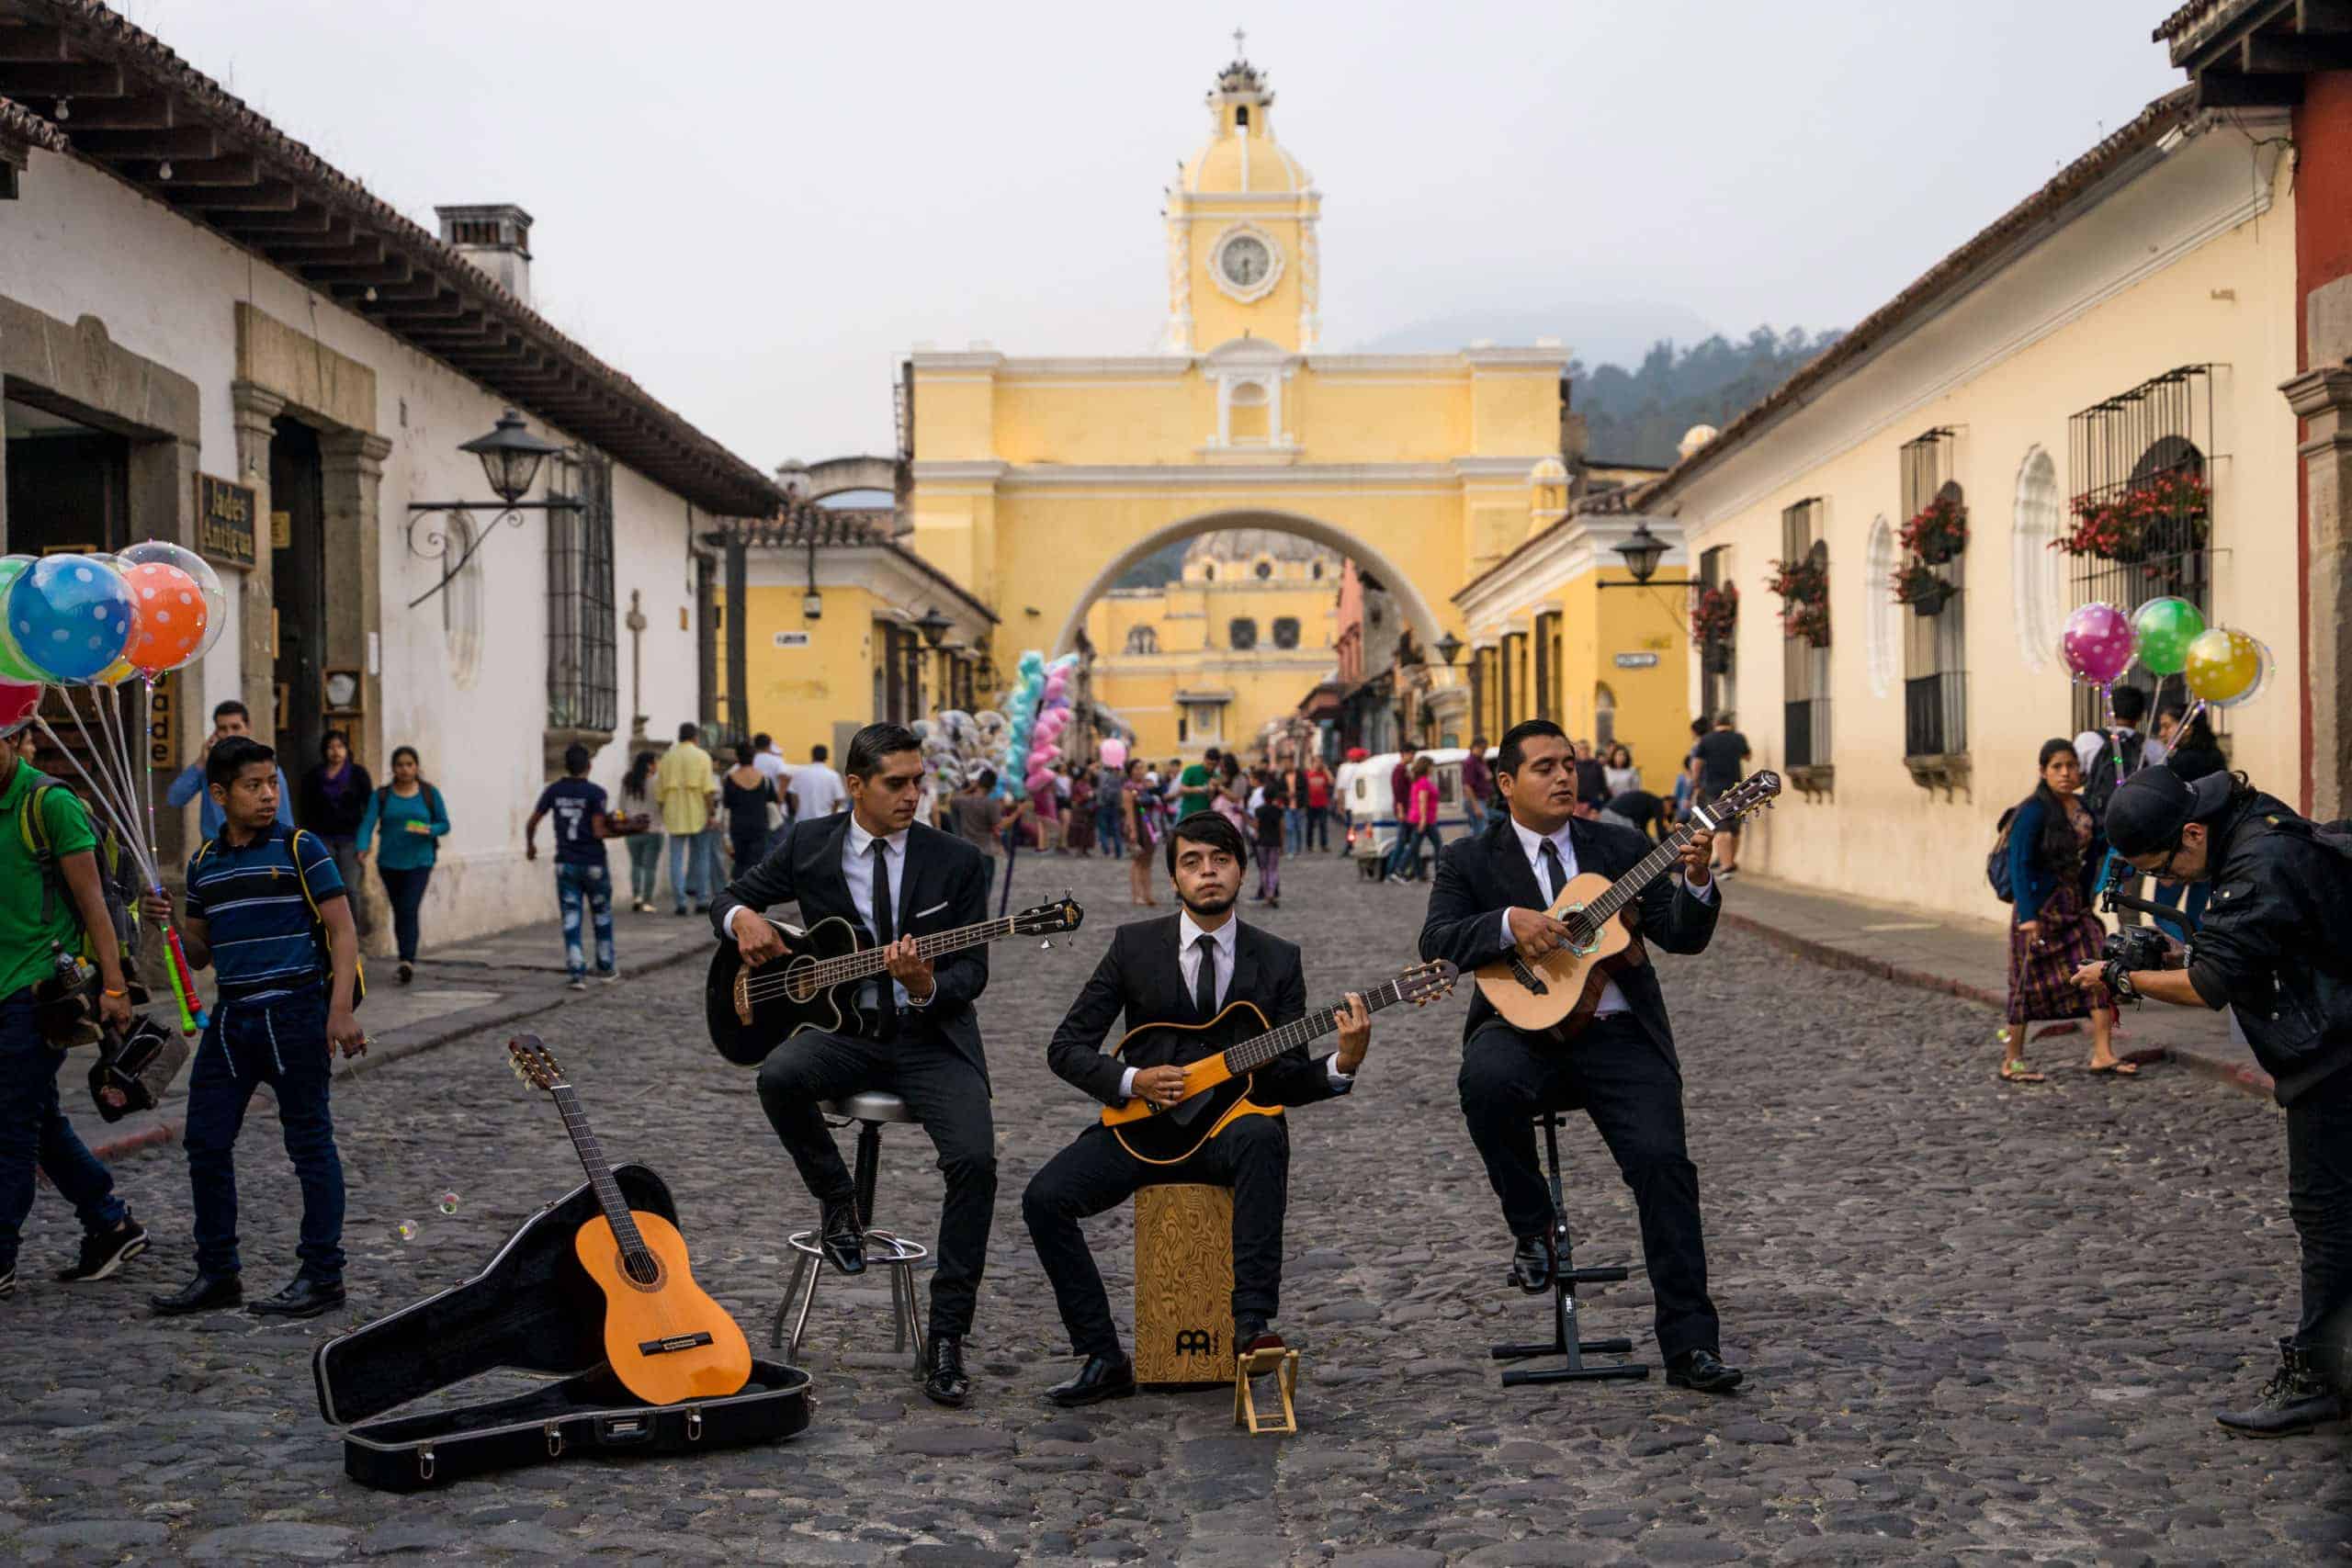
[142,737,366,1320]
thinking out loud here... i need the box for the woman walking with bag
[2000,738,2131,1083]
[618,751,662,912]
[355,745,449,985]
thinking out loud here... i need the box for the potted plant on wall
[1689,583,1737,647]
[2056,468,2211,564]
[1891,559,1955,616]
[1899,491,1969,564]
[1767,555,1830,648]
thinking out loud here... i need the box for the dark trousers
[2288,1066,2352,1385]
[1457,1015,1721,1361]
[755,1028,996,1338]
[183,987,345,1281]
[1023,1116,1289,1358]
[0,991,127,1276]
[377,863,431,964]
[1306,806,1329,851]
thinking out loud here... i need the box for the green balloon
[2132,595,2206,677]
[0,558,48,685]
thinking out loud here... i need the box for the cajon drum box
[1133,1183,1235,1387]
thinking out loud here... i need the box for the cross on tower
[1232,26,1246,59]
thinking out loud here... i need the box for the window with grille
[1272,616,1300,649]
[546,452,617,734]
[1533,611,1560,721]
[1125,626,1159,655]
[1780,500,1831,770]
[1228,616,1258,650]
[1699,545,1735,723]
[2066,366,2215,734]
[1899,430,1967,759]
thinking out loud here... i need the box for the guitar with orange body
[505,1033,752,1404]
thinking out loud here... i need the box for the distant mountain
[1350,303,1719,370]
[1571,326,1842,469]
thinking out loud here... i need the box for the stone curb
[85,940,708,1164]
[1714,908,2275,1100]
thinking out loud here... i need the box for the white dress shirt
[724,817,930,1009]
[1499,818,1717,1018]
[1117,911,1353,1100]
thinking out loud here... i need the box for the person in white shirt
[788,745,847,822]
[2073,685,2166,781]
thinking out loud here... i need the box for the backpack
[18,772,140,968]
[190,827,366,1008]
[1986,804,2021,904]
[2081,730,2148,826]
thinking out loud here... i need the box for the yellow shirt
[654,741,715,836]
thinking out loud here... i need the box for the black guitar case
[313,1164,810,1492]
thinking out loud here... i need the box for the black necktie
[1193,932,1218,1021]
[869,838,898,1040]
[1538,839,1565,907]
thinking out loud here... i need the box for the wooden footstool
[1132,1183,1234,1388]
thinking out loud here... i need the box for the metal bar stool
[1490,1106,1648,1386]
[773,1091,930,1371]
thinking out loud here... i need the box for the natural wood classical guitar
[1099,960,1458,1164]
[1474,772,1781,1034]
[505,1033,752,1404]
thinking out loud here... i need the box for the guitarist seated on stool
[1418,718,1744,1396]
[1023,812,1371,1408]
[713,721,993,1409]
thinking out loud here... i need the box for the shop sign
[773,631,811,649]
[1611,652,1660,670]
[195,473,256,568]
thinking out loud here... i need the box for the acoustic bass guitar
[1100,959,1459,1164]
[1474,770,1781,1035]
[706,896,1085,1066]
[505,1033,752,1405]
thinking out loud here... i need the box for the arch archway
[1863,514,1897,697]
[2011,446,2064,672]
[1050,507,1450,658]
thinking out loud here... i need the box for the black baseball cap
[2104,766,2232,856]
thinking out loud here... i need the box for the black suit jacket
[1418,814,1718,1071]
[709,813,991,1076]
[1047,914,1346,1111]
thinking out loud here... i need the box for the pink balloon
[2061,602,2136,687]
[1025,769,1054,795]
[0,678,37,737]
[1100,738,1128,768]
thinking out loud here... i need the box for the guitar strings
[737,914,1029,1002]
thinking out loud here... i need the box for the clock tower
[1162,39,1321,355]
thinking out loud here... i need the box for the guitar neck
[818,915,1022,986]
[549,1085,649,1257]
[1569,816,1711,927]
[1222,976,1410,1077]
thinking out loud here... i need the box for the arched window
[1594,682,1616,750]
[1310,560,1324,580]
[2010,446,2063,672]
[1227,380,1270,444]
[1202,563,1216,581]
[1272,616,1300,649]
[1228,617,1258,650]
[1254,559,1273,580]
[1124,626,1159,655]
[1863,515,1896,699]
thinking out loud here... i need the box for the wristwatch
[2102,959,2139,1003]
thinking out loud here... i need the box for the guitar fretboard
[796,915,1023,991]
[1219,976,1413,1078]
[550,1084,651,1268]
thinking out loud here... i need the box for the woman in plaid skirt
[2002,738,2132,1082]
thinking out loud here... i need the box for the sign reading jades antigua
[196,473,256,569]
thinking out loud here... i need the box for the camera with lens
[2102,922,2172,975]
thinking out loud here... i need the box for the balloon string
[75,685,162,891]
[31,708,153,891]
[47,690,142,869]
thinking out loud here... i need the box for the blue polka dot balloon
[8,554,133,682]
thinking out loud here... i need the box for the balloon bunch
[2060,595,2269,740]
[915,710,997,793]
[0,545,228,1034]
[1098,735,1129,771]
[991,650,1081,803]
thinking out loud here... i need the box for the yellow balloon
[2182,626,2268,708]
[91,655,139,687]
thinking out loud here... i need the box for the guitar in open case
[313,1163,811,1493]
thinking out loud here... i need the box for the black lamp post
[915,605,953,649]
[1613,521,1668,585]
[1435,630,1464,667]
[405,409,580,608]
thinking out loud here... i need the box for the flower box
[1899,494,1969,565]
[2056,469,2211,563]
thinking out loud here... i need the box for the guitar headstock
[1394,958,1459,1007]
[507,1033,568,1094]
[1698,771,1781,829]
[1013,896,1085,938]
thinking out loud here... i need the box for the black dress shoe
[2217,1338,2349,1438]
[1508,1233,1556,1294]
[249,1276,345,1320]
[922,1334,972,1407]
[151,1274,242,1316]
[818,1198,866,1277]
[1046,1351,1136,1408]
[1667,1348,1746,1394]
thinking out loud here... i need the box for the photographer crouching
[2074,766,2351,1438]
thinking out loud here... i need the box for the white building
[0,4,783,948]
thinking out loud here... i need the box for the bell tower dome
[1162,34,1321,355]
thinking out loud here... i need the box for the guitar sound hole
[615,1248,667,1292]
[785,956,821,1004]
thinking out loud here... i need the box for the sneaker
[56,1216,148,1283]
[567,976,589,992]
[598,970,621,985]
[397,962,414,985]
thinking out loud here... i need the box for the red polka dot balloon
[120,560,209,677]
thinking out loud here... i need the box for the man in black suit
[1419,717,1744,1394]
[713,722,993,1407]
[1023,812,1372,1407]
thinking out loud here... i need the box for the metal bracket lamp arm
[402,498,583,609]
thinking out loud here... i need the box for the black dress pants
[2287,1065,2352,1385]
[755,1028,996,1339]
[1457,1015,1722,1362]
[1023,1114,1289,1359]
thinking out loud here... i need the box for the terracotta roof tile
[0,95,69,153]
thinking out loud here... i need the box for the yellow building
[901,48,1570,731]
[1086,529,1341,760]
[1641,92,2300,919]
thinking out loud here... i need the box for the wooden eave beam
[213,205,337,234]
[2197,67,2304,105]
[0,61,123,96]
[190,180,300,211]
[144,152,258,186]
[2242,31,2352,69]
[63,123,215,158]
[2299,0,2352,36]
[249,220,363,253]
[0,25,68,62]
[51,91,171,129]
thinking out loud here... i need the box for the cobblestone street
[3,848,2346,1565]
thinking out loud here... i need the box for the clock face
[1221,234,1272,288]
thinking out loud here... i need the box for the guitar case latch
[544,1422,565,1458]
[686,1408,705,1443]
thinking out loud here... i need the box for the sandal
[2000,1059,2047,1084]
[2086,1059,2140,1076]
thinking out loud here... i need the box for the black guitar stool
[774,1093,930,1372]
[1490,1105,1648,1387]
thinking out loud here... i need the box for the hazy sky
[122,0,2183,469]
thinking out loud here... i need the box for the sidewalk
[1713,871,2273,1098]
[69,905,718,1163]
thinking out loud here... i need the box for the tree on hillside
[1570,326,1841,469]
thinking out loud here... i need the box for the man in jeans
[656,721,719,915]
[1461,739,1491,832]
[0,740,147,1302]
[144,736,365,1319]
[526,743,619,991]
